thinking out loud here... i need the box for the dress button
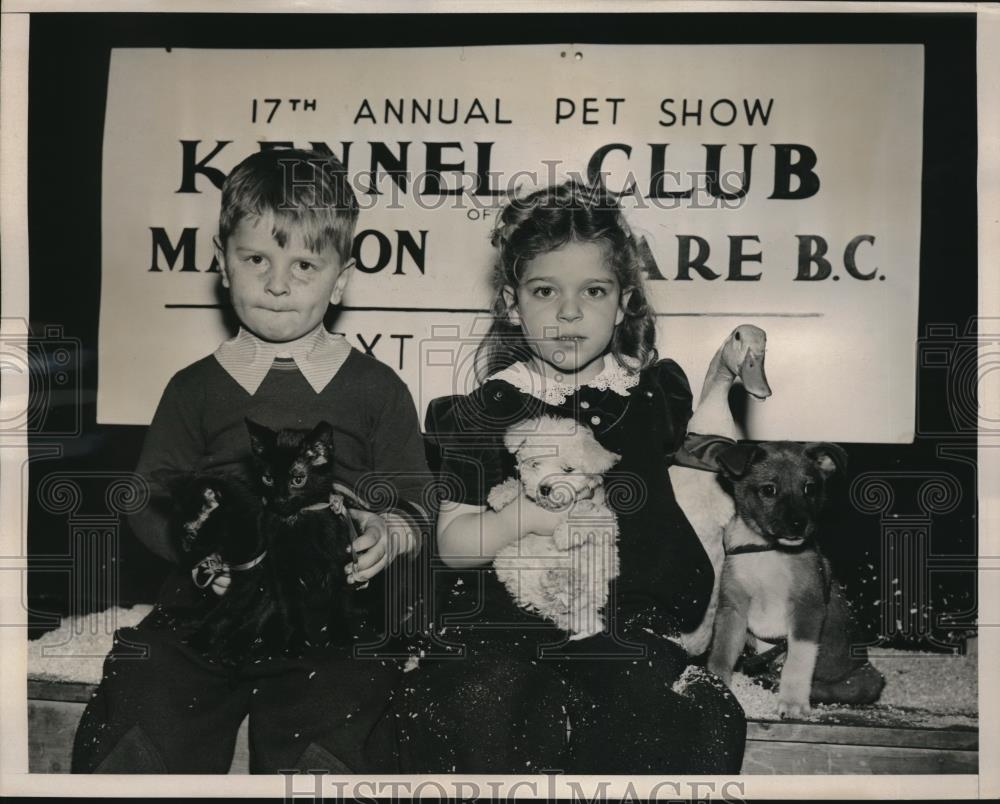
[580,401,590,409]
[590,415,601,426]
[493,390,504,401]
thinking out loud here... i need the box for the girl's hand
[500,491,567,540]
[436,495,568,570]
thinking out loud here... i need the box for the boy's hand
[343,509,414,585]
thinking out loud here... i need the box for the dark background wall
[25,12,978,650]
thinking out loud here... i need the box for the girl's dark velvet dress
[398,358,746,774]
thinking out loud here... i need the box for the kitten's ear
[302,420,335,466]
[245,418,275,457]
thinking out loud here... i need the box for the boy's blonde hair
[219,148,359,263]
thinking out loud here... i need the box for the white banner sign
[99,44,923,441]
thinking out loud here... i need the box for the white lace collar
[486,354,640,406]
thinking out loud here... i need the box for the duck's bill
[740,350,772,399]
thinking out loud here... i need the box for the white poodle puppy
[488,415,621,640]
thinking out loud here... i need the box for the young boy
[72,148,433,774]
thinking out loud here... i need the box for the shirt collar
[214,325,352,395]
[485,354,640,406]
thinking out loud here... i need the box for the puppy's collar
[725,541,832,605]
[726,542,811,556]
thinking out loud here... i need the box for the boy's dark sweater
[130,347,432,566]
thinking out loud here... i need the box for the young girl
[398,181,746,774]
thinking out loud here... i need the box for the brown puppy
[706,441,884,718]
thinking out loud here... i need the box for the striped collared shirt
[213,325,351,395]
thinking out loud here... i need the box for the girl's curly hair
[475,180,658,382]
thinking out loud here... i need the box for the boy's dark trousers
[71,576,402,774]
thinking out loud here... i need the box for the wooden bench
[28,678,249,774]
[742,719,977,774]
[28,677,977,774]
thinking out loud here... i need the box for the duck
[672,325,771,656]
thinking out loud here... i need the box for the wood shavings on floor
[28,606,153,685]
[28,609,979,734]
[730,646,977,729]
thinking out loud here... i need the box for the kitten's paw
[201,486,221,508]
[180,484,223,549]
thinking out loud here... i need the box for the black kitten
[154,469,271,661]
[156,470,263,573]
[157,420,357,664]
[245,418,357,655]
